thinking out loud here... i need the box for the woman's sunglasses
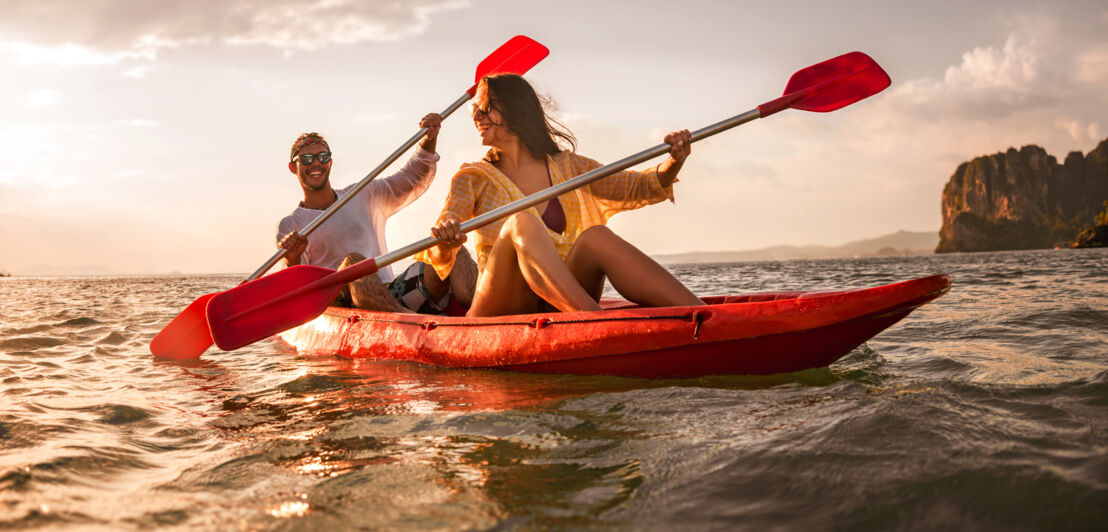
[471,99,502,119]
[470,103,491,119]
[293,151,331,165]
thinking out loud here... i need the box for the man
[277,113,476,314]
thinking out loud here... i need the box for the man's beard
[300,173,329,192]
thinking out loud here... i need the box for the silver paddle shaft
[375,108,763,269]
[245,92,473,282]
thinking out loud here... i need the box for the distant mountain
[19,264,119,276]
[652,230,938,264]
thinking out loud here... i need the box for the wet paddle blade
[758,52,890,116]
[468,35,550,94]
[206,265,344,352]
[149,293,215,360]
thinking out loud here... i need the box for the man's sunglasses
[293,151,331,165]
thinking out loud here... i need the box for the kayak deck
[278,274,951,378]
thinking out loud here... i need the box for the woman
[416,74,704,317]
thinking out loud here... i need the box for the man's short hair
[290,132,329,162]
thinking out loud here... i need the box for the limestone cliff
[936,139,1108,252]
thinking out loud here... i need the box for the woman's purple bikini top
[541,197,566,234]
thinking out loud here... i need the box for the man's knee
[349,273,404,312]
[455,245,472,259]
[338,252,366,269]
[422,262,446,294]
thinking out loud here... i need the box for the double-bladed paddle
[150,35,550,360]
[204,51,892,352]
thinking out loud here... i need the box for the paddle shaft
[223,107,765,322]
[212,50,894,348]
[246,92,475,282]
[375,107,764,272]
[384,61,881,264]
[249,52,876,283]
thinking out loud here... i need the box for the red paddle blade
[150,293,216,359]
[206,265,342,351]
[468,35,549,95]
[758,52,890,117]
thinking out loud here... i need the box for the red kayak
[278,274,950,378]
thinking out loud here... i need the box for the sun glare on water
[266,496,311,518]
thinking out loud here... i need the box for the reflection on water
[0,249,1106,529]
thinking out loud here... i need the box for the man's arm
[370,113,443,217]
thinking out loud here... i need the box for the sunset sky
[1,0,1106,275]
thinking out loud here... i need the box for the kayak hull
[278,274,950,378]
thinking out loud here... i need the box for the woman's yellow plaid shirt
[415,151,677,280]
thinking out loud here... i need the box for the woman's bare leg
[565,225,704,307]
[466,232,539,317]
[467,213,601,316]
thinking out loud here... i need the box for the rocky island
[936,138,1108,252]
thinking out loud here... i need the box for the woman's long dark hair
[480,74,576,162]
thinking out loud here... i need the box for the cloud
[865,10,1107,141]
[942,34,1040,91]
[1075,43,1108,85]
[228,0,469,49]
[1055,118,1103,145]
[120,65,154,78]
[28,89,60,107]
[0,182,29,209]
[0,0,469,65]
[353,112,397,124]
[884,33,1055,121]
[124,118,160,128]
[112,168,148,179]
[0,39,158,66]
[714,160,779,182]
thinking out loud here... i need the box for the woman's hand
[278,231,308,266]
[664,129,692,163]
[430,218,467,254]
[657,129,692,187]
[419,113,444,153]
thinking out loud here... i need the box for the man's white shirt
[277,148,440,282]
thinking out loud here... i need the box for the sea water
[1,249,1105,530]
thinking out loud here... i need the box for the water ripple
[0,251,1105,528]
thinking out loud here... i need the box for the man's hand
[419,113,444,153]
[278,231,308,266]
